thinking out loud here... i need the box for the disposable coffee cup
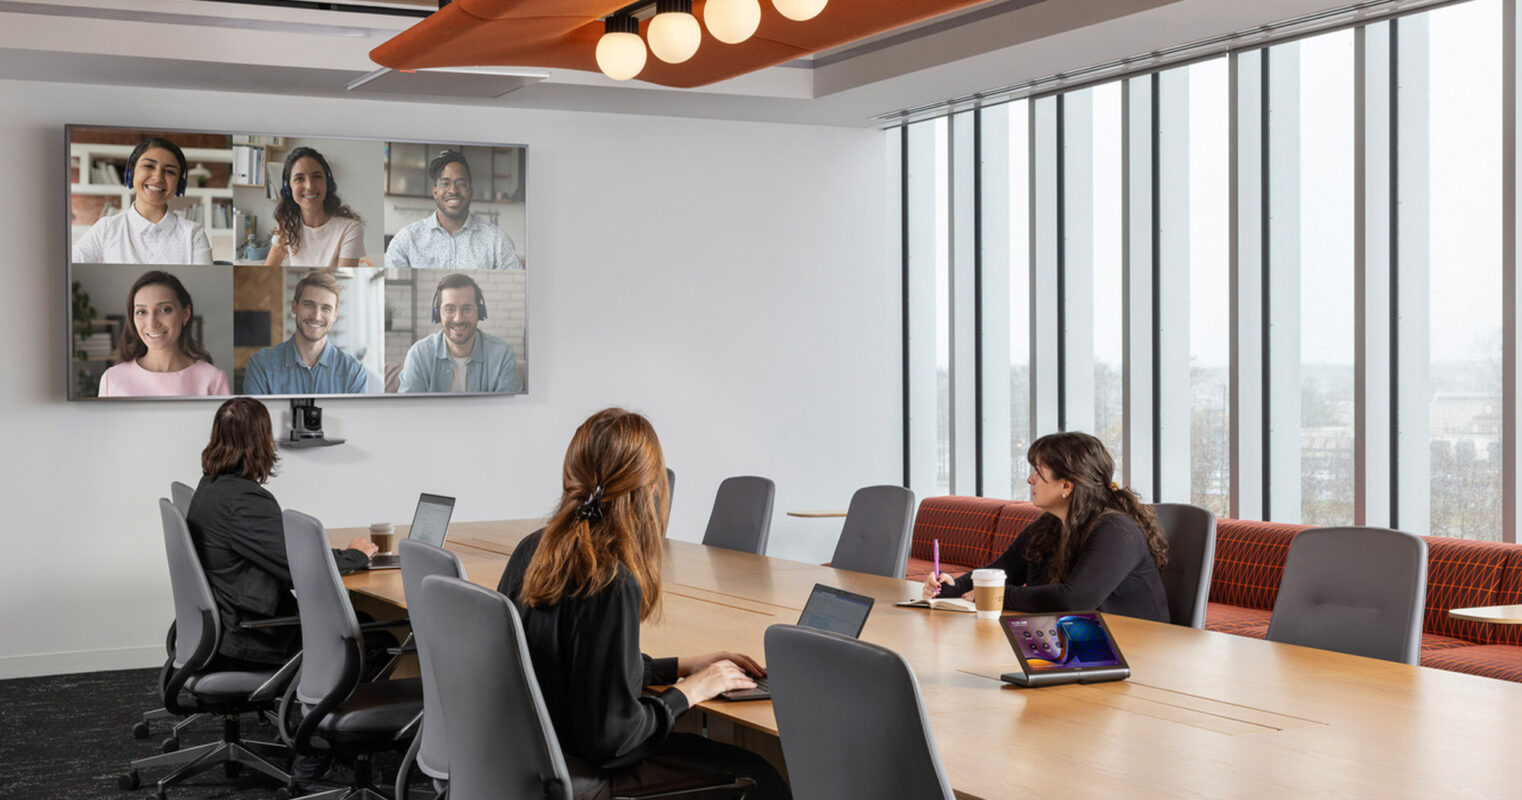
[370,523,397,554]
[971,568,1007,619]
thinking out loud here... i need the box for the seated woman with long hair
[924,431,1171,622]
[265,146,364,268]
[497,408,790,799]
[98,270,229,397]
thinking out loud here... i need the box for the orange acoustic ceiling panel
[371,0,997,89]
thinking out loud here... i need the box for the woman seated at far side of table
[924,431,1171,622]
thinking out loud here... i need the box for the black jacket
[185,474,369,664]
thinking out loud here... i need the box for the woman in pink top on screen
[98,270,230,397]
[264,147,364,268]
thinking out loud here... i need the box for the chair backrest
[169,481,195,515]
[765,624,953,800]
[162,497,218,671]
[414,575,572,800]
[701,476,776,554]
[282,509,364,707]
[399,539,468,779]
[1152,503,1217,629]
[831,485,916,579]
[1267,526,1427,665]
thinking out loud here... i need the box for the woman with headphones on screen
[923,431,1171,622]
[72,136,212,265]
[265,146,365,268]
[98,270,230,397]
[496,409,790,799]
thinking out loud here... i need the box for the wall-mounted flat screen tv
[66,124,527,400]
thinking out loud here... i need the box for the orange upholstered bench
[905,496,1522,682]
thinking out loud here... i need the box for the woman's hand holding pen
[922,572,957,600]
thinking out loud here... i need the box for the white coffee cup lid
[370,523,394,533]
[972,568,1006,583]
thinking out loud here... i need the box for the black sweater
[497,531,688,770]
[185,474,369,664]
[948,512,1169,623]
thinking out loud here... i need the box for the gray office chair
[413,575,752,800]
[393,539,468,800]
[1266,526,1428,665]
[829,485,916,579]
[278,509,423,800]
[667,467,676,505]
[134,480,205,744]
[765,624,953,800]
[1152,503,1217,629]
[120,498,294,796]
[701,476,776,554]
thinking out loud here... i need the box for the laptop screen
[797,584,874,637]
[408,494,455,547]
[1002,612,1125,672]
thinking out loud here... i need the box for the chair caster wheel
[118,770,140,790]
[224,762,243,778]
[132,721,151,739]
[160,736,179,753]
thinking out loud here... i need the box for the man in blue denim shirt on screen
[243,270,369,395]
[398,273,522,393]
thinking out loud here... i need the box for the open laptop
[998,611,1130,687]
[720,583,874,701]
[365,493,455,570]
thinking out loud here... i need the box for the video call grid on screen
[65,124,528,401]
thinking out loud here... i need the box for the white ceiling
[0,0,1365,126]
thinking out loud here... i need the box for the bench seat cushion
[1203,603,1269,639]
[909,496,1007,568]
[1208,520,1306,611]
[1422,537,1509,643]
[1420,645,1522,682]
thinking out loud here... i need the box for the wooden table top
[784,510,847,518]
[1449,604,1522,624]
[337,519,1522,799]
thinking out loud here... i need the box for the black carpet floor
[0,667,410,800]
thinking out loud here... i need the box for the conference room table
[334,520,1522,799]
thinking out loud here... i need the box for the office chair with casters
[765,624,953,800]
[134,480,206,744]
[829,485,917,579]
[1152,503,1217,629]
[277,508,424,800]
[1267,526,1428,665]
[413,575,753,800]
[701,476,776,554]
[119,498,295,798]
[393,539,468,800]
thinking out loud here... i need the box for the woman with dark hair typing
[924,431,1171,622]
[186,397,377,671]
[497,408,790,799]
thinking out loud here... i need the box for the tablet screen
[1002,612,1125,672]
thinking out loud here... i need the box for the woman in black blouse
[185,397,377,669]
[497,408,790,798]
[924,431,1171,622]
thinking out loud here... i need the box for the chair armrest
[239,615,301,630]
[250,652,303,703]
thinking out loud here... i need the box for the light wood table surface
[1449,604,1522,624]
[784,510,847,518]
[336,519,1522,799]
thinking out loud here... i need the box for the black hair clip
[576,485,605,522]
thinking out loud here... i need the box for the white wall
[0,78,898,677]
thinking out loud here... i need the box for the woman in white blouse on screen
[72,137,212,265]
[265,147,364,268]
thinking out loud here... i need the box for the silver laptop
[366,493,455,570]
[720,583,875,701]
[998,611,1130,687]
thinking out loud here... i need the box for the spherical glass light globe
[704,0,760,44]
[595,31,647,80]
[772,0,826,22]
[648,10,702,64]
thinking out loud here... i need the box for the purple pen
[933,538,941,596]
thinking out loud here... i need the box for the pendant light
[648,0,702,64]
[772,0,826,22]
[595,15,646,81]
[704,0,761,44]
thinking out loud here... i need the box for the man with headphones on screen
[242,270,371,395]
[384,150,521,271]
[72,136,213,265]
[398,273,522,393]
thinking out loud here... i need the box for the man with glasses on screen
[399,273,522,394]
[243,271,369,395]
[384,151,521,271]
